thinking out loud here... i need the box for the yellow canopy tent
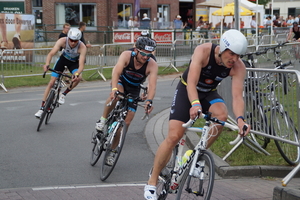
[212,2,255,16]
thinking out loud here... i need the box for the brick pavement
[0,177,299,200]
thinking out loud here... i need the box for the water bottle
[170,150,193,192]
[108,121,117,134]
[182,150,193,165]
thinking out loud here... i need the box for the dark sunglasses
[69,38,79,43]
[137,49,152,57]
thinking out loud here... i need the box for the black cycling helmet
[293,22,298,25]
[135,36,156,52]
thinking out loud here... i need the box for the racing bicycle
[152,111,241,200]
[36,67,72,131]
[90,85,150,181]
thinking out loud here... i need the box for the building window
[55,3,96,28]
[32,0,42,7]
[157,5,170,29]
[117,4,132,28]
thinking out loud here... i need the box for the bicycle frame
[169,112,239,193]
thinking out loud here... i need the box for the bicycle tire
[156,146,177,200]
[247,106,270,149]
[45,91,57,124]
[100,120,128,181]
[176,151,215,200]
[272,108,300,165]
[90,131,105,166]
[37,91,54,131]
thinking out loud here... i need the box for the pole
[234,0,240,30]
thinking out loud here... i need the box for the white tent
[197,0,265,27]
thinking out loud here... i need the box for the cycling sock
[41,101,45,107]
[100,116,107,121]
[62,88,71,96]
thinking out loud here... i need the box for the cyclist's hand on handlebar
[43,65,50,72]
[141,92,147,101]
[237,120,250,137]
[144,101,153,114]
[189,106,201,120]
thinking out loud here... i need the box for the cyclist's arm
[186,44,209,119]
[145,59,158,102]
[111,51,130,89]
[44,38,66,70]
[77,42,87,75]
[230,59,250,135]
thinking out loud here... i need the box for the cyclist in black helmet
[130,34,157,61]
[95,37,158,163]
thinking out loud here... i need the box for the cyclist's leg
[110,83,139,149]
[95,83,125,131]
[146,83,189,196]
[201,91,228,148]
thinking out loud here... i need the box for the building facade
[21,0,207,31]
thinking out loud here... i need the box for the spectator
[287,22,300,42]
[128,16,134,29]
[215,18,227,29]
[58,23,71,39]
[295,14,300,24]
[196,16,204,29]
[273,15,281,27]
[250,15,257,35]
[228,18,235,29]
[240,18,245,29]
[78,21,92,48]
[141,13,151,29]
[286,15,295,27]
[133,16,140,29]
[265,16,272,28]
[173,15,183,29]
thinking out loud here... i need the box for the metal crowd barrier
[218,68,300,186]
[0,45,102,92]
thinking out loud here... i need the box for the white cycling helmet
[67,28,82,41]
[219,29,247,55]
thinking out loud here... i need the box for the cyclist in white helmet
[144,29,250,200]
[35,28,87,118]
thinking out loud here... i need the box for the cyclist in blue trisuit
[35,28,87,118]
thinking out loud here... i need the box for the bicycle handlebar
[182,111,239,132]
[229,125,249,145]
[43,67,72,79]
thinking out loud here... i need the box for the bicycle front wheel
[176,151,215,200]
[100,120,128,181]
[37,91,54,131]
[272,108,300,165]
[90,131,105,166]
[45,91,57,124]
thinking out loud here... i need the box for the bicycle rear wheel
[272,108,300,165]
[45,91,57,125]
[156,146,177,200]
[100,120,128,181]
[37,91,54,131]
[90,131,105,166]
[176,151,215,200]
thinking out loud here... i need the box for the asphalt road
[0,74,179,190]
